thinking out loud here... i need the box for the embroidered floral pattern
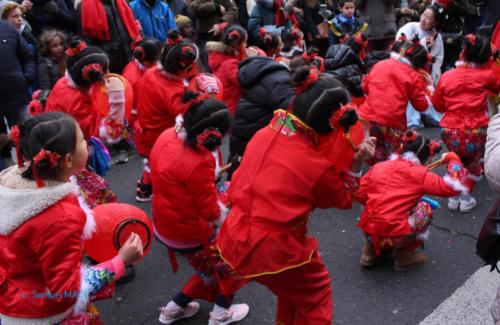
[269,110,317,144]
[86,268,115,294]
[367,122,405,165]
[75,169,118,209]
[183,242,238,283]
[441,127,486,176]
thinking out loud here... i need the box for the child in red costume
[150,93,249,325]
[358,37,432,164]
[257,28,284,61]
[0,112,143,324]
[135,30,199,202]
[357,130,470,271]
[14,111,117,209]
[207,24,247,114]
[46,38,131,144]
[433,34,500,213]
[122,37,162,128]
[217,68,376,325]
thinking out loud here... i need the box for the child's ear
[63,153,73,169]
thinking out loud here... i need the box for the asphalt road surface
[96,128,498,325]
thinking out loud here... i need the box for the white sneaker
[159,301,200,324]
[208,304,250,325]
[447,196,460,211]
[459,196,477,213]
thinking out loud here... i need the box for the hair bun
[338,108,358,130]
[292,67,310,84]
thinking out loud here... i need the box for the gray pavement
[96,128,497,325]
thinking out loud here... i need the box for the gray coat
[355,0,398,40]
[37,56,63,90]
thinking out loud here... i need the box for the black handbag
[476,196,500,272]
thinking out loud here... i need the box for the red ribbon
[398,33,407,42]
[294,69,319,94]
[65,41,87,57]
[328,103,357,130]
[32,149,61,188]
[82,63,103,82]
[196,128,222,150]
[9,126,24,168]
[429,140,442,157]
[403,129,419,144]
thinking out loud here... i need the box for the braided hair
[182,92,232,151]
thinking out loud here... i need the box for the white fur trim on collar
[0,178,74,235]
[391,152,421,165]
[70,176,96,240]
[443,174,469,195]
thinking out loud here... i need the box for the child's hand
[118,232,143,266]
[442,152,461,164]
[354,137,376,162]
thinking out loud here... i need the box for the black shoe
[136,181,153,202]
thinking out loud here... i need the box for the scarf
[81,0,140,41]
[274,0,288,27]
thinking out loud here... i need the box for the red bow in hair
[258,28,267,39]
[429,140,441,156]
[28,100,44,117]
[403,129,419,144]
[354,34,368,60]
[9,125,24,168]
[65,41,87,57]
[464,34,476,46]
[294,69,319,94]
[196,128,222,150]
[329,103,357,130]
[32,149,61,188]
[398,33,407,42]
[167,34,184,45]
[228,30,241,42]
[82,63,103,81]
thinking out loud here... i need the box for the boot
[394,250,427,271]
[359,241,377,267]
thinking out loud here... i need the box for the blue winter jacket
[130,0,176,42]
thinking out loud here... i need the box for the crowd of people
[0,0,499,324]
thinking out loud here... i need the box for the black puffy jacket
[230,57,294,158]
[0,21,36,114]
[324,44,365,97]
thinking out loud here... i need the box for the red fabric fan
[85,203,153,263]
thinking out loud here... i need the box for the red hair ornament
[32,149,61,188]
[294,69,319,94]
[196,128,222,150]
[65,41,87,57]
[329,103,357,131]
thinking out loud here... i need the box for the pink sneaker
[208,304,249,325]
[159,301,200,324]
